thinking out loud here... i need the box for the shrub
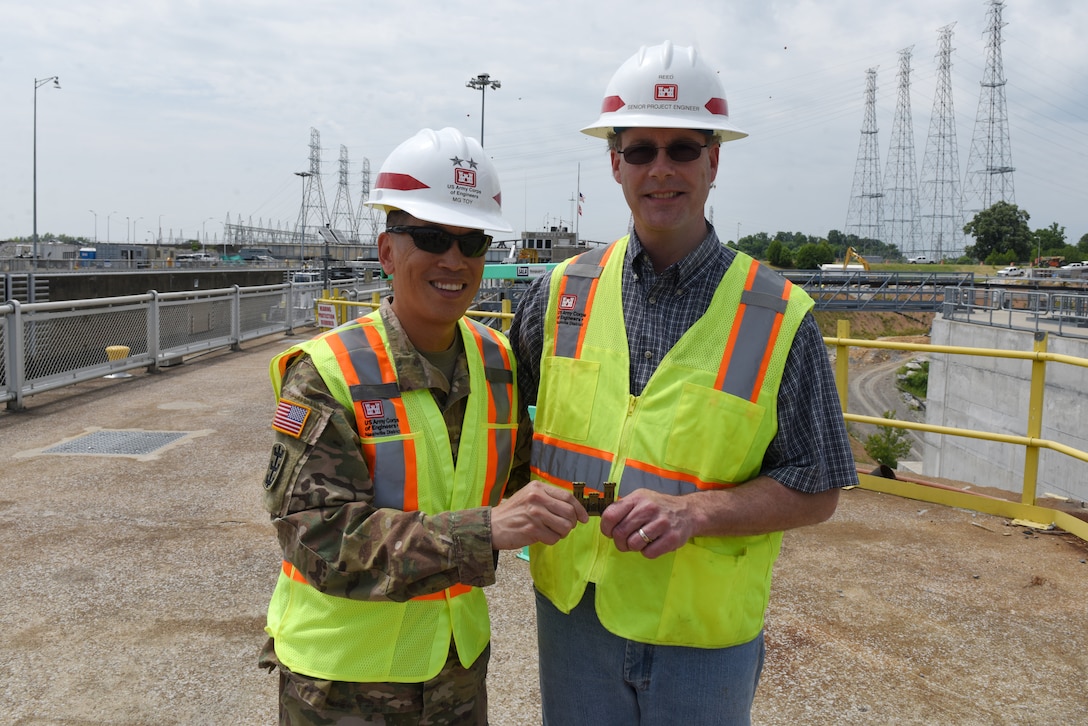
[863,410,913,469]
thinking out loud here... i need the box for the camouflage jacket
[263,299,532,602]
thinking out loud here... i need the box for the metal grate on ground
[41,429,197,460]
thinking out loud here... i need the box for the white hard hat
[581,41,747,142]
[365,127,513,232]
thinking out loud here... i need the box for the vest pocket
[537,356,599,442]
[663,382,765,483]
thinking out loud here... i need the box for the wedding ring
[637,527,653,544]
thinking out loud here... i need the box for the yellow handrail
[830,319,1087,542]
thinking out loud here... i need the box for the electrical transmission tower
[844,67,884,250]
[918,24,963,261]
[294,127,330,261]
[962,0,1015,222]
[329,144,357,242]
[355,157,381,248]
[883,47,921,257]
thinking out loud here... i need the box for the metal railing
[943,286,1088,341]
[829,318,1088,542]
[1,279,383,410]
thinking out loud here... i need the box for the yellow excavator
[821,247,870,271]
[840,247,870,270]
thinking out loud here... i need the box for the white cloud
[2,0,1085,249]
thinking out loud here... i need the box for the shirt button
[648,296,656,304]
[643,350,653,360]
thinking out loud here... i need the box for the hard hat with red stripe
[365,127,513,232]
[581,41,747,143]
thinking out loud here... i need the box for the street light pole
[33,75,61,269]
[89,209,97,244]
[294,171,312,265]
[106,211,116,244]
[203,217,215,251]
[465,73,500,147]
[132,217,143,244]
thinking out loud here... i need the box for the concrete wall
[38,270,290,301]
[925,318,1088,502]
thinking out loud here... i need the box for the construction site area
[1,306,1085,724]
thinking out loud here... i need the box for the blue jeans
[535,586,765,726]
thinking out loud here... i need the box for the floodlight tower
[962,0,1015,222]
[329,144,357,243]
[466,73,500,146]
[918,24,964,261]
[844,68,884,251]
[883,47,922,258]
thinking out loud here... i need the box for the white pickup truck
[907,255,935,264]
[995,266,1025,277]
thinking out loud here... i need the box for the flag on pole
[579,192,585,202]
[578,204,582,216]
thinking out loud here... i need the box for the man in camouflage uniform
[259,128,587,725]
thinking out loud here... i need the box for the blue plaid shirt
[508,226,858,494]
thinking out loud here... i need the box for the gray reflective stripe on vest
[553,246,610,358]
[468,319,514,425]
[622,462,700,496]
[466,319,517,507]
[718,264,790,402]
[333,324,411,511]
[531,436,612,487]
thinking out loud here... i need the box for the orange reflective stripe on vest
[465,320,517,507]
[552,245,614,359]
[323,319,419,512]
[530,433,614,490]
[282,560,472,601]
[716,261,792,403]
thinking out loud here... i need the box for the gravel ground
[2,334,1085,725]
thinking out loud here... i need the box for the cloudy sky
[3,0,1086,253]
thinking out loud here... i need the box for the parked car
[995,266,1025,277]
[1060,261,1086,269]
[175,252,219,266]
[907,255,935,264]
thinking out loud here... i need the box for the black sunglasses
[387,225,493,258]
[616,140,709,165]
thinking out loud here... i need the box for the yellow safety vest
[266,310,518,682]
[529,237,813,648]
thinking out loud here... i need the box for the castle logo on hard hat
[655,84,678,101]
[450,156,478,188]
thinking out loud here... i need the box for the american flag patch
[272,399,311,437]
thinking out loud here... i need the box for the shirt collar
[626,223,731,280]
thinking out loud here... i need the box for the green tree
[1078,233,1088,256]
[766,240,793,268]
[1032,222,1066,257]
[864,411,913,469]
[794,241,835,269]
[963,201,1032,262]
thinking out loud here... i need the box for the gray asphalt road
[845,348,926,461]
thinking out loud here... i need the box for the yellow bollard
[104,345,133,379]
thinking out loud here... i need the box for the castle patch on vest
[557,294,585,328]
[361,399,402,437]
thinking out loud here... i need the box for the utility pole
[918,24,963,262]
[962,0,1016,222]
[844,68,884,252]
[883,47,922,258]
